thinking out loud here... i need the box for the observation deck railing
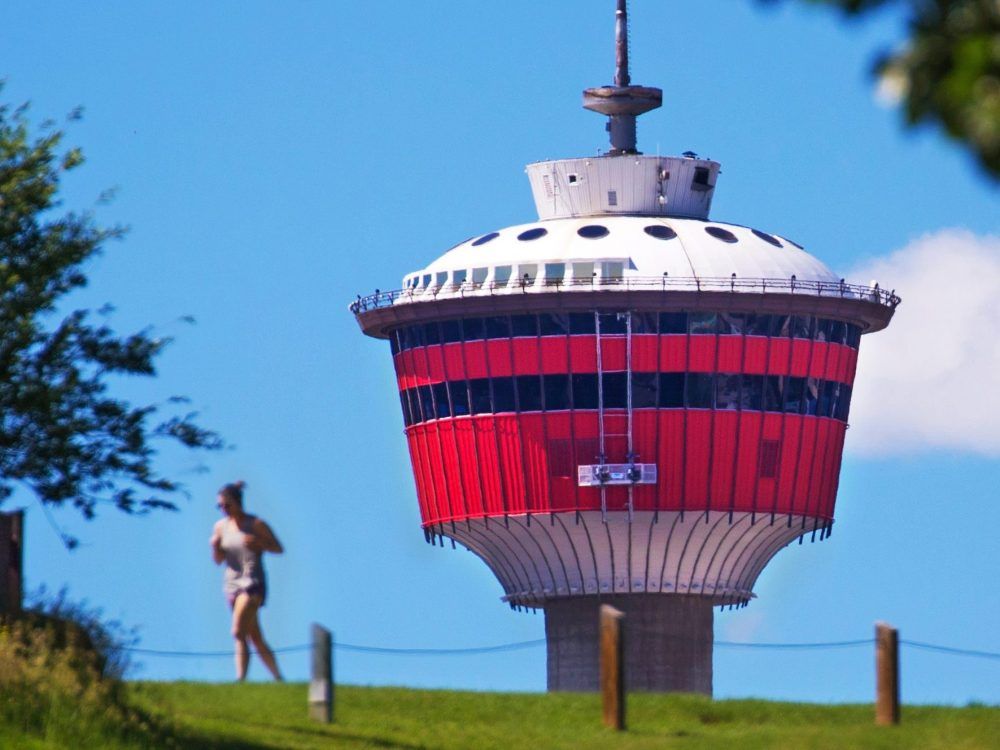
[350,276,901,314]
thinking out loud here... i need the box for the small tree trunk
[0,511,24,617]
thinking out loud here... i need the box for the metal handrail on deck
[349,276,900,314]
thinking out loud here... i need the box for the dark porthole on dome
[517,227,548,241]
[751,229,782,247]
[705,226,738,243]
[577,224,609,239]
[784,237,805,249]
[472,232,500,246]
[644,225,677,240]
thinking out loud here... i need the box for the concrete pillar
[545,594,713,694]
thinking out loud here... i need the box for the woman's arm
[210,522,225,564]
[247,519,283,555]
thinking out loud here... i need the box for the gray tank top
[220,514,265,596]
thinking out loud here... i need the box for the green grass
[3,682,999,749]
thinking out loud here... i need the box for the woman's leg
[231,594,253,680]
[244,600,283,681]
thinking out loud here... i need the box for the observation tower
[351,1,898,694]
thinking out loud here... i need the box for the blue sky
[2,1,997,703]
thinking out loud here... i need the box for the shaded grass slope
[123,682,997,750]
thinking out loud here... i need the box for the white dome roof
[409,216,838,287]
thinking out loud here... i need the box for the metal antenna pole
[614,0,630,88]
[583,0,662,155]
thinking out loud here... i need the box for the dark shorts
[227,582,266,609]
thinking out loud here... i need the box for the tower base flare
[545,594,713,694]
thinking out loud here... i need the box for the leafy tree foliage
[0,98,221,532]
[768,0,1000,179]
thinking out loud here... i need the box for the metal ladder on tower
[595,310,635,522]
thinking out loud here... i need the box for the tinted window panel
[802,377,820,415]
[602,372,627,408]
[829,320,847,345]
[689,313,718,335]
[516,375,543,411]
[469,379,492,414]
[411,324,426,349]
[432,382,450,419]
[745,314,771,337]
[814,318,832,343]
[846,324,862,348]
[440,319,462,343]
[390,331,400,355]
[462,317,485,341]
[492,378,516,412]
[569,312,596,334]
[659,312,687,334]
[741,375,764,411]
[577,224,609,239]
[543,374,570,410]
[818,381,838,418]
[632,372,657,408]
[511,314,538,337]
[417,385,433,422]
[764,376,784,412]
[538,313,569,336]
[544,262,566,283]
[598,312,628,335]
[450,380,470,416]
[705,226,738,243]
[399,326,413,351]
[791,315,814,339]
[770,315,791,338]
[572,374,599,409]
[484,316,511,339]
[836,385,853,421]
[752,228,782,247]
[517,227,547,241]
[632,312,658,334]
[784,377,805,414]
[659,373,685,407]
[400,391,413,427]
[644,224,677,240]
[686,373,715,408]
[424,321,441,345]
[472,231,499,246]
[718,313,745,335]
[716,373,742,410]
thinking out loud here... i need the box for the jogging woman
[210,481,284,681]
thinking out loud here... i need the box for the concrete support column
[545,594,713,694]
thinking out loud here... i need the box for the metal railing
[349,275,900,314]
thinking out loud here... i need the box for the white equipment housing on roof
[526,155,720,220]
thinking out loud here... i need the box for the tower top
[582,0,662,155]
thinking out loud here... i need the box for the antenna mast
[583,0,662,155]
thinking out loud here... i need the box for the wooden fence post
[600,604,625,731]
[309,623,333,723]
[0,511,24,617]
[875,621,900,725]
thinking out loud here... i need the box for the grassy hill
[3,682,997,749]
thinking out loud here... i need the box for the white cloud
[846,229,1000,457]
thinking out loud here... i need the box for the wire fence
[124,636,999,660]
